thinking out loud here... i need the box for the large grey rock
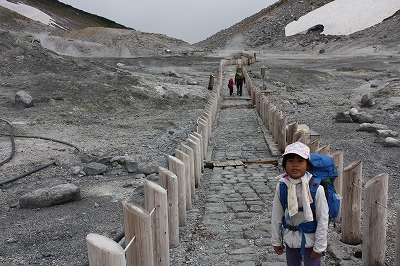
[14,90,33,108]
[383,137,400,147]
[19,184,81,209]
[82,162,107,175]
[360,93,375,107]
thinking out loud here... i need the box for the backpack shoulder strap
[279,181,288,210]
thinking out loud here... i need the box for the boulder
[360,93,375,107]
[383,137,400,147]
[19,184,81,209]
[82,162,107,175]
[14,90,33,108]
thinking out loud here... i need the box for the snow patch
[0,0,66,30]
[285,0,400,36]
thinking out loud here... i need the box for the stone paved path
[169,66,329,265]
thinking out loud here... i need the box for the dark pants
[236,80,244,96]
[229,88,233,95]
[285,246,321,266]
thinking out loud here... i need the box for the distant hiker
[271,142,329,266]
[234,65,245,96]
[227,78,234,96]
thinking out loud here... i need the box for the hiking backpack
[279,153,341,223]
[278,153,341,254]
[235,67,244,80]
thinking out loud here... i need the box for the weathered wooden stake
[362,173,388,266]
[158,167,179,248]
[341,160,362,245]
[86,233,126,266]
[122,202,154,266]
[168,156,186,226]
[144,180,169,266]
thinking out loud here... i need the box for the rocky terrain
[0,0,400,265]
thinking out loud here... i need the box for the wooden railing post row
[175,149,191,210]
[341,160,363,245]
[144,180,169,266]
[362,173,389,266]
[158,167,179,248]
[168,156,186,226]
[122,202,154,266]
[86,233,126,266]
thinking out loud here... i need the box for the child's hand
[273,246,284,255]
[311,251,322,258]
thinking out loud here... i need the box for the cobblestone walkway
[170,66,289,266]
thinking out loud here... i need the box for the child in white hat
[271,142,328,266]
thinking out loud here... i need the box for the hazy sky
[58,0,277,44]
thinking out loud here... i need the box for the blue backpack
[279,153,341,254]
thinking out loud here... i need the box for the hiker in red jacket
[227,78,234,96]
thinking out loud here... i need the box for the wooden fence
[86,54,399,266]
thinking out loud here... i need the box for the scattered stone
[383,137,400,147]
[356,123,389,133]
[186,79,199,85]
[376,129,399,138]
[357,113,375,123]
[14,90,33,108]
[125,157,139,173]
[19,184,81,209]
[82,162,107,175]
[360,93,375,107]
[334,111,353,123]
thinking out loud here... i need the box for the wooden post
[158,167,179,248]
[144,180,169,266]
[122,202,154,266]
[287,122,298,145]
[278,116,287,153]
[198,118,208,157]
[297,133,310,145]
[307,139,320,153]
[315,144,330,155]
[175,149,191,210]
[268,105,276,134]
[341,160,363,245]
[187,137,201,188]
[208,74,214,90]
[86,233,126,266]
[396,203,400,266]
[193,132,204,172]
[273,110,281,142]
[181,144,195,198]
[331,149,344,222]
[362,173,388,266]
[168,156,186,226]
[293,130,304,143]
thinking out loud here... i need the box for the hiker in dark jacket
[234,66,245,96]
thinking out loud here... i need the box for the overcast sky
[57,0,277,44]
